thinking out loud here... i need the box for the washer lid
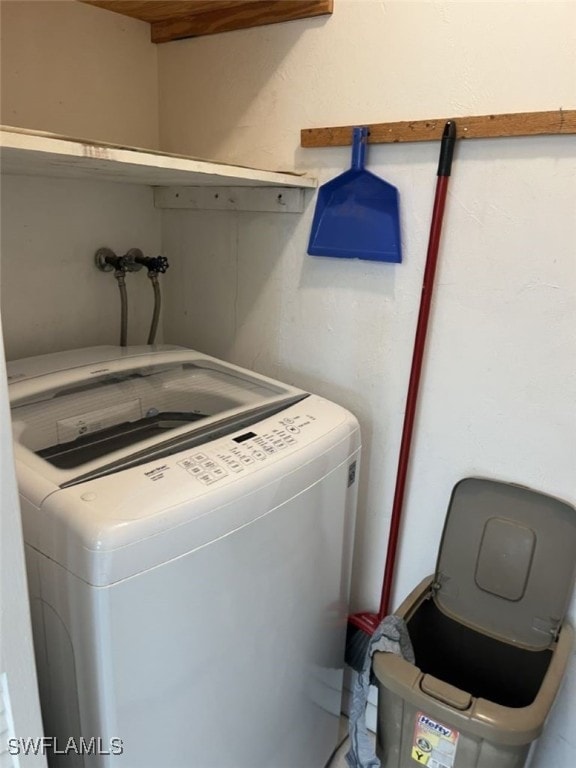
[9,346,306,489]
[434,478,576,650]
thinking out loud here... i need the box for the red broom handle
[378,121,457,620]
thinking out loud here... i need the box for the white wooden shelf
[0,126,316,190]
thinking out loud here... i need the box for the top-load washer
[8,345,361,768]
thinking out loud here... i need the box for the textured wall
[0,0,159,149]
[158,0,576,169]
[0,175,162,360]
[158,2,576,764]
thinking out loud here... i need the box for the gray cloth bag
[345,615,415,768]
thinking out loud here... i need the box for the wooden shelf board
[0,127,316,189]
[301,109,576,147]
[81,1,333,43]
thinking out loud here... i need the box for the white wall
[158,0,576,169]
[0,0,159,149]
[0,172,162,761]
[0,3,161,759]
[0,321,47,768]
[0,175,163,360]
[158,2,576,764]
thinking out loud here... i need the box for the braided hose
[147,273,161,345]
[115,271,128,347]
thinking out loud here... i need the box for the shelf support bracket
[154,186,307,213]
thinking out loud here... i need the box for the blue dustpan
[308,126,402,262]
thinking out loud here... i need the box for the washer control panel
[177,413,314,486]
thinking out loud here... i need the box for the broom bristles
[344,622,372,673]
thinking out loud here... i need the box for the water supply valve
[95,247,142,274]
[124,248,169,276]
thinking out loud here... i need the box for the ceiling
[80,1,333,43]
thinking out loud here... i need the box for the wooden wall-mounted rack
[301,109,576,147]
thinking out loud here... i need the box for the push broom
[345,121,457,672]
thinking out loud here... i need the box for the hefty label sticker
[411,713,459,767]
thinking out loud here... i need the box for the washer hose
[147,273,161,345]
[115,270,128,347]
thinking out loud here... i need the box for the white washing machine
[8,345,360,768]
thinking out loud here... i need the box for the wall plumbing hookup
[124,248,169,277]
[95,247,138,347]
[94,247,143,275]
[122,249,170,345]
[95,248,170,347]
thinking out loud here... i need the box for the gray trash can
[373,477,576,768]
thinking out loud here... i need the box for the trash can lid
[434,478,576,650]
